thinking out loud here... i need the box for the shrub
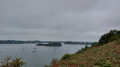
[91,30,120,47]
[109,35,119,42]
[91,42,99,47]
[98,30,120,45]
[60,54,71,60]
[85,45,88,49]
[51,58,59,65]
[1,57,26,67]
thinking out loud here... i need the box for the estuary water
[0,44,86,67]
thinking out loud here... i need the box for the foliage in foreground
[0,57,26,67]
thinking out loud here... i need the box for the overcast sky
[0,0,120,41]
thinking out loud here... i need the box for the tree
[98,30,120,45]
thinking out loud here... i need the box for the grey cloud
[0,0,120,41]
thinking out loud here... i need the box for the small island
[36,42,62,46]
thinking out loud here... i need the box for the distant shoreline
[0,40,94,45]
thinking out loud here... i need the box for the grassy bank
[48,30,120,67]
[48,39,120,67]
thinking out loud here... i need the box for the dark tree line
[92,29,120,46]
[0,40,41,44]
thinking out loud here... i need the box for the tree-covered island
[36,42,62,46]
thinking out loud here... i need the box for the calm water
[0,44,86,67]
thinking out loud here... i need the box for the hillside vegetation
[48,30,120,67]
[0,30,119,67]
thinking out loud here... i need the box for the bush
[51,58,59,65]
[109,35,119,42]
[60,54,71,60]
[1,57,26,67]
[85,45,88,49]
[92,42,99,47]
[91,30,120,47]
[98,30,120,45]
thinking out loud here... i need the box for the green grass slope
[48,39,120,67]
[47,30,120,67]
